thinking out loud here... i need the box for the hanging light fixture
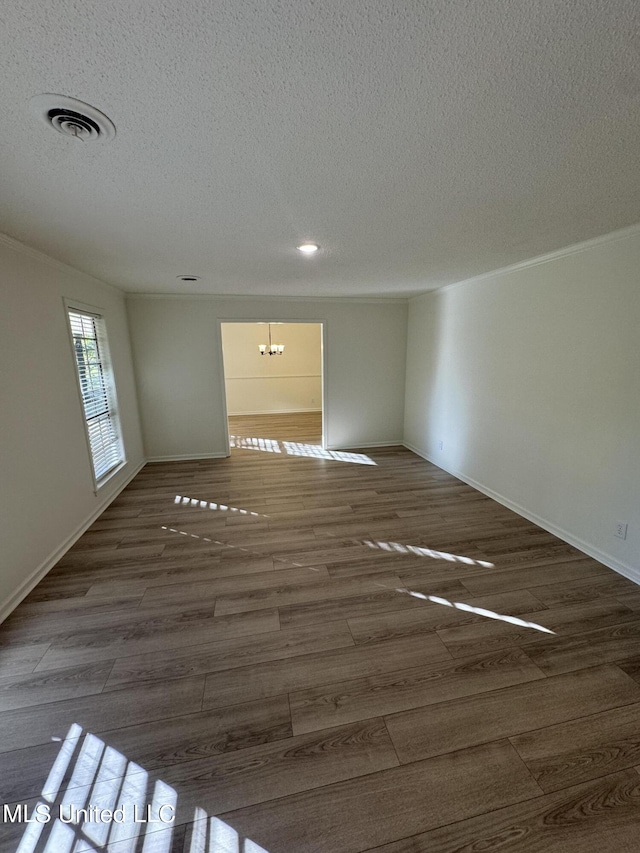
[259,324,285,356]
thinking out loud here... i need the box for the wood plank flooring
[1,412,639,852]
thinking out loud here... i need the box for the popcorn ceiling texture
[1,0,639,296]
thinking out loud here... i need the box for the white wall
[0,236,145,620]
[221,323,321,415]
[404,227,640,582]
[127,296,407,458]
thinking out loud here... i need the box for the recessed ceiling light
[176,275,200,282]
[297,243,320,255]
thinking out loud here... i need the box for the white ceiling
[1,0,640,297]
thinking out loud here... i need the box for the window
[67,306,124,486]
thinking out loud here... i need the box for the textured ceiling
[1,0,640,297]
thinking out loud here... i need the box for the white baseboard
[0,460,147,624]
[403,441,640,587]
[327,440,405,451]
[146,452,228,462]
[228,408,322,416]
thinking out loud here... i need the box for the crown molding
[409,220,640,301]
[125,291,408,304]
[0,231,123,293]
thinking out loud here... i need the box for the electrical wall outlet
[615,521,628,540]
[437,440,444,451]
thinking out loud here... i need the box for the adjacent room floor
[2,414,640,852]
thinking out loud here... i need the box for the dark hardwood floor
[1,412,640,852]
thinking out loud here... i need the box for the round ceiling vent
[30,94,116,141]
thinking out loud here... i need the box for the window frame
[64,298,126,493]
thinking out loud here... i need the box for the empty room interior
[1,2,640,852]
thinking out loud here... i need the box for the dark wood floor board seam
[0,659,129,723]
[382,718,402,766]
[102,657,117,690]
[206,638,456,716]
[433,600,638,660]
[1,691,296,766]
[505,692,640,739]
[31,642,50,674]
[518,620,640,677]
[105,622,355,692]
[35,608,281,672]
[356,769,640,853]
[345,615,357,644]
[0,677,207,755]
[505,737,547,796]
[381,661,640,747]
[286,690,292,717]
[199,672,207,710]
[356,785,553,852]
[509,700,640,793]
[217,738,547,850]
[290,648,546,735]
[214,743,518,812]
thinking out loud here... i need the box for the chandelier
[259,324,284,356]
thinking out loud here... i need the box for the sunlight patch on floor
[230,435,376,465]
[230,435,282,453]
[13,725,269,853]
[174,495,265,517]
[160,525,313,570]
[374,582,555,635]
[361,539,494,568]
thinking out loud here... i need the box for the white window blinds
[68,309,124,483]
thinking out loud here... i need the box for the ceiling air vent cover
[30,94,116,141]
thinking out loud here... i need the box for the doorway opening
[220,321,325,454]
